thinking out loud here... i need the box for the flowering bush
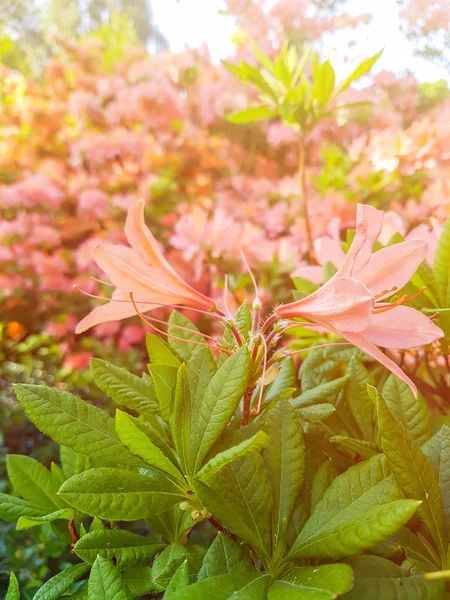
[4,199,450,598]
[3,0,450,596]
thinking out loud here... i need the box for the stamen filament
[129,292,232,355]
[251,334,268,417]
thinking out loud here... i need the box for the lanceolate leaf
[310,459,336,510]
[165,561,190,594]
[190,346,250,473]
[291,376,349,408]
[33,563,90,600]
[17,508,72,530]
[13,384,142,468]
[422,426,450,520]
[330,436,379,459]
[7,454,64,510]
[148,364,178,423]
[377,393,445,557]
[115,410,184,484]
[433,218,450,307]
[197,532,243,580]
[193,453,272,559]
[289,499,420,559]
[168,311,207,361]
[5,572,19,600]
[187,347,217,425]
[196,431,269,481]
[90,358,158,416]
[345,357,374,440]
[88,556,133,600]
[264,400,305,541]
[227,105,275,124]
[0,493,48,521]
[121,567,153,596]
[146,334,181,367]
[171,364,192,474]
[290,454,403,558]
[268,564,353,600]
[382,375,432,445]
[59,467,186,520]
[74,529,165,568]
[343,555,444,600]
[164,572,269,600]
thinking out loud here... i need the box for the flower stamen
[373,286,426,314]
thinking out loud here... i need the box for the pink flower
[76,200,216,333]
[277,204,443,394]
[406,219,443,267]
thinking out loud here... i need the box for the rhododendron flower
[277,204,443,394]
[76,200,216,333]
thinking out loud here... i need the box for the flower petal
[292,265,324,284]
[75,290,140,333]
[339,204,384,277]
[338,330,418,397]
[363,306,443,349]
[356,239,427,298]
[125,199,170,266]
[277,276,373,333]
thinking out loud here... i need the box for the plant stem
[242,386,255,426]
[298,134,315,262]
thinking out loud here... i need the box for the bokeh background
[1,0,450,595]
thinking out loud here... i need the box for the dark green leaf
[13,384,142,468]
[90,358,158,416]
[164,572,269,600]
[74,529,165,568]
[7,454,64,510]
[33,563,90,600]
[88,556,133,600]
[168,311,207,361]
[59,467,186,520]
[268,564,353,599]
[197,533,243,580]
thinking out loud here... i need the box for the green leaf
[17,508,72,530]
[168,311,207,361]
[171,364,192,474]
[377,393,445,557]
[121,567,153,596]
[394,527,440,571]
[13,384,142,468]
[197,533,243,580]
[227,105,275,124]
[33,563,90,600]
[226,302,252,345]
[165,561,190,594]
[382,375,432,445]
[335,49,383,95]
[187,347,217,425]
[0,493,47,521]
[59,467,186,520]
[90,358,158,417]
[7,455,64,510]
[193,453,272,559]
[6,572,19,600]
[115,410,184,484]
[422,426,450,521]
[264,400,305,541]
[151,543,200,591]
[197,430,268,481]
[148,364,178,423]
[74,529,164,568]
[310,459,336,510]
[291,376,349,407]
[268,564,353,600]
[330,436,379,459]
[345,357,374,440]
[146,334,181,367]
[264,358,296,404]
[290,454,405,558]
[60,446,78,479]
[313,60,335,105]
[164,572,269,600]
[290,499,420,559]
[433,218,450,307]
[88,556,133,600]
[190,346,250,473]
[298,403,335,421]
[343,555,444,599]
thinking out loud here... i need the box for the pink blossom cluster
[0,0,449,368]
